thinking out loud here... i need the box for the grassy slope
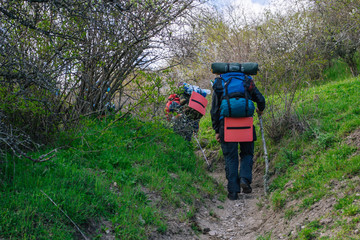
[268,77,360,239]
[0,117,223,239]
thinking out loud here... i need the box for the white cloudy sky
[208,0,272,20]
[233,0,270,16]
[208,0,303,21]
[210,0,270,10]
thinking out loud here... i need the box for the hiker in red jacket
[165,94,181,121]
[165,92,200,141]
[166,83,210,141]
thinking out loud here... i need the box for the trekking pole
[259,115,269,196]
[193,133,211,168]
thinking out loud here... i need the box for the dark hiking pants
[220,141,254,193]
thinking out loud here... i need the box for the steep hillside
[0,117,224,239]
[262,77,360,239]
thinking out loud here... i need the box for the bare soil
[346,128,360,152]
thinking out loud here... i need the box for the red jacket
[165,94,180,120]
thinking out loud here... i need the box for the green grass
[0,116,222,239]
[264,76,360,239]
[269,77,360,190]
[322,58,353,83]
[257,232,272,240]
[198,101,219,149]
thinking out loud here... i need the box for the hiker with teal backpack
[210,63,265,200]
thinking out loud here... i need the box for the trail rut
[195,157,268,240]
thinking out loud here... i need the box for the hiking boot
[227,192,238,200]
[240,178,252,194]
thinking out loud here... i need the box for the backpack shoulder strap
[213,77,224,93]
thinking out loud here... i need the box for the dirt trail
[194,153,269,240]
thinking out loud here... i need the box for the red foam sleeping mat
[224,117,253,142]
[188,91,208,115]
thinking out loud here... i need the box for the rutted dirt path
[194,155,269,240]
[148,150,273,240]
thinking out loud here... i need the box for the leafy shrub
[265,110,309,143]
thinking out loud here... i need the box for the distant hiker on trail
[210,62,265,200]
[165,82,210,141]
